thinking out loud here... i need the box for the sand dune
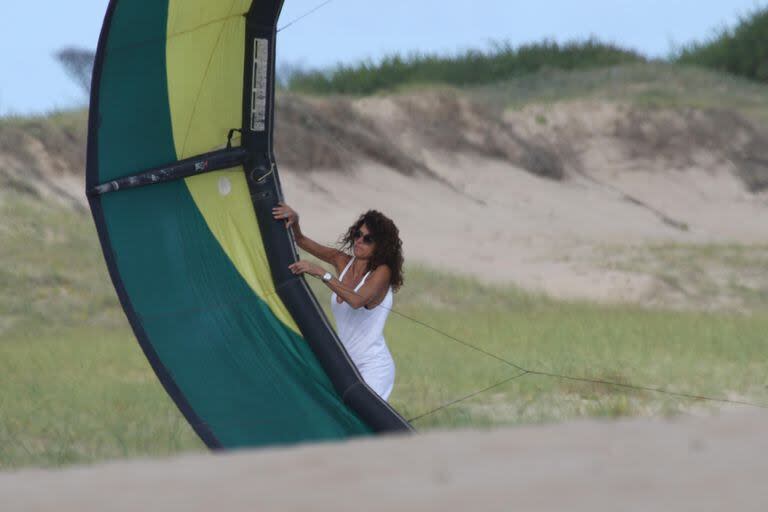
[4,94,766,307]
[276,94,768,309]
[282,150,767,307]
[3,410,766,511]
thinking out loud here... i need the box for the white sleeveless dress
[330,257,396,400]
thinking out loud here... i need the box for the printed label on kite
[251,38,269,132]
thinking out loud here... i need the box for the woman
[272,203,404,401]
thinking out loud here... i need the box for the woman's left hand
[288,260,324,278]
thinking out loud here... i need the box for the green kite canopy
[86,0,412,449]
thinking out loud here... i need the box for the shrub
[287,38,645,95]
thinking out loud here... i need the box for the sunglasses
[353,229,375,245]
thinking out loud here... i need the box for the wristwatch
[322,272,333,283]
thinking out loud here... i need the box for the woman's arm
[288,261,391,310]
[272,203,348,271]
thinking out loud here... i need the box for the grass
[0,191,206,468]
[307,270,768,429]
[0,109,87,200]
[591,243,768,311]
[0,191,116,339]
[0,108,88,151]
[471,62,768,125]
[1,196,767,470]
[0,327,204,468]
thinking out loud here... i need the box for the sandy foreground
[2,410,766,511]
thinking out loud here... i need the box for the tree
[55,47,96,95]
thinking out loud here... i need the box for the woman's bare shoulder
[371,264,392,279]
[334,253,353,275]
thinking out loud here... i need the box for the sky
[0,0,765,116]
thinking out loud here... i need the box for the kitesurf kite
[86,0,412,449]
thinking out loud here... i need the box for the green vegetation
[472,63,768,125]
[284,8,768,96]
[287,39,645,95]
[674,7,768,83]
[0,109,87,147]
[0,192,205,468]
[0,109,87,187]
[0,327,201,468]
[1,191,766,469]
[0,192,114,339]
[310,269,768,429]
[592,243,768,311]
[0,108,86,132]
[474,62,768,113]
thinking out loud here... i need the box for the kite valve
[250,162,275,184]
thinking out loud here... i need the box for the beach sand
[3,410,766,511]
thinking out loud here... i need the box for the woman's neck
[352,257,369,275]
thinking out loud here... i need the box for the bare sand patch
[281,148,767,308]
[4,94,766,306]
[2,410,766,511]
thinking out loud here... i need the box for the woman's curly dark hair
[338,210,404,292]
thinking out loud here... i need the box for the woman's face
[352,223,376,259]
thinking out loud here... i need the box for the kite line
[306,274,768,423]
[278,0,334,32]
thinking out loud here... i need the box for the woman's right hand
[272,202,299,228]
